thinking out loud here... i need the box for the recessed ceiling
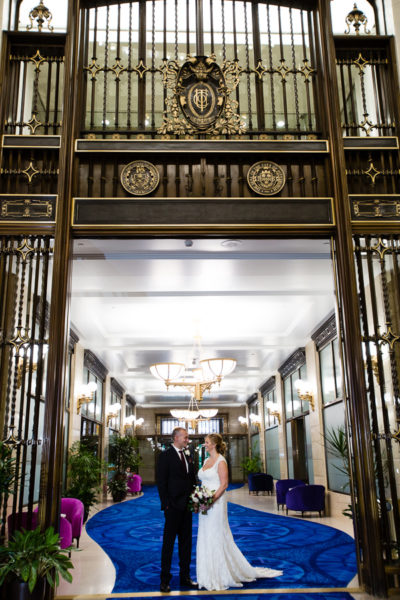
[70,238,335,407]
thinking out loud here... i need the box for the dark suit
[156,446,197,585]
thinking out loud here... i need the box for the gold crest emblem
[121,161,160,196]
[247,161,286,196]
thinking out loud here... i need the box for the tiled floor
[56,486,362,599]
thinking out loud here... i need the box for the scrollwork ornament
[158,54,246,136]
[27,0,54,32]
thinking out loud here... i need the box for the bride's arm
[213,460,229,501]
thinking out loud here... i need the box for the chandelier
[150,338,236,426]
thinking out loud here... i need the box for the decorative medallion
[177,56,225,130]
[120,161,159,196]
[247,161,286,196]
[158,54,245,136]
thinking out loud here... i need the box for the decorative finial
[345,4,370,35]
[27,1,54,33]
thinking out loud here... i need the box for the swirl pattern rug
[86,485,357,594]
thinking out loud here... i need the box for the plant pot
[112,491,127,502]
[2,578,45,600]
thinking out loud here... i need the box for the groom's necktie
[179,450,187,473]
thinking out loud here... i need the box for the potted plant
[324,426,353,518]
[0,526,73,600]
[0,441,16,536]
[240,455,261,475]
[65,441,106,522]
[107,435,141,502]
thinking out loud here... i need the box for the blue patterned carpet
[105,595,354,600]
[86,485,357,594]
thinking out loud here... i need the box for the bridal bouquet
[188,485,215,515]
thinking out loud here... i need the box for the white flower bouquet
[188,485,215,515]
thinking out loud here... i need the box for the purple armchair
[33,506,73,549]
[248,473,274,495]
[276,479,306,510]
[127,473,142,495]
[285,484,326,517]
[7,511,38,538]
[61,497,84,548]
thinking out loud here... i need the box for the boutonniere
[184,448,191,457]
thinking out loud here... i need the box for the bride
[196,433,283,591]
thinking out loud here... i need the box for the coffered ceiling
[70,238,336,408]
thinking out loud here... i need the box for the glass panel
[333,337,344,399]
[265,426,280,480]
[284,377,292,418]
[323,402,348,493]
[304,414,314,484]
[293,373,303,417]
[320,343,336,404]
[251,433,260,459]
[228,436,248,482]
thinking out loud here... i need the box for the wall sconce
[238,416,248,429]
[106,402,122,426]
[124,415,144,433]
[249,413,262,431]
[266,401,281,424]
[16,344,48,389]
[295,379,315,411]
[76,381,97,414]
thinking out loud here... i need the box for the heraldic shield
[177,56,225,130]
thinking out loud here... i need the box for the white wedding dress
[196,454,283,591]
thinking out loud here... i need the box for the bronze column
[316,0,386,595]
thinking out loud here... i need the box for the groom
[156,427,197,593]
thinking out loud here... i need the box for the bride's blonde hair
[206,433,226,455]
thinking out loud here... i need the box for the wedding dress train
[196,454,283,591]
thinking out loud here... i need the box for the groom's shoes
[160,582,171,593]
[180,577,198,589]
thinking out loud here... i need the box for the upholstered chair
[285,484,326,517]
[61,497,84,547]
[32,506,73,550]
[275,479,306,510]
[127,473,142,495]
[247,473,274,495]
[7,511,38,538]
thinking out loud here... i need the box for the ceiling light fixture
[150,336,236,427]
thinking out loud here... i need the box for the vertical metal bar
[277,6,288,130]
[90,7,98,131]
[339,62,349,136]
[115,3,122,130]
[300,10,313,132]
[45,62,52,135]
[252,3,265,131]
[357,238,391,553]
[244,2,253,131]
[221,0,226,62]
[187,0,191,55]
[53,59,61,134]
[210,0,214,55]
[175,0,178,61]
[138,0,147,130]
[289,8,300,132]
[266,4,276,132]
[346,64,358,136]
[19,61,27,135]
[196,0,204,56]
[102,5,110,137]
[151,0,156,133]
[127,3,132,132]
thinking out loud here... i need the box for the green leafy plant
[65,441,106,520]
[240,455,261,474]
[324,426,353,518]
[107,473,128,502]
[108,435,141,475]
[0,441,16,497]
[0,526,73,593]
[107,435,142,502]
